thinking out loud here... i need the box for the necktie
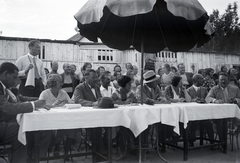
[151,88,156,100]
[223,88,229,103]
[33,57,40,79]
[91,87,96,98]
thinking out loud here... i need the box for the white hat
[143,70,160,84]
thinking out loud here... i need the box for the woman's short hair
[205,68,214,76]
[117,75,131,88]
[47,74,62,88]
[171,76,182,87]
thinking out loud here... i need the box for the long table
[162,103,240,161]
[16,103,240,162]
[16,104,180,163]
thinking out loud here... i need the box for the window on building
[97,49,113,61]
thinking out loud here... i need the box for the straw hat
[143,70,160,84]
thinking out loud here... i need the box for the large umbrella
[74,0,214,104]
[74,1,214,161]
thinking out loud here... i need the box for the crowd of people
[1,40,240,163]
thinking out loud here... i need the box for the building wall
[1,38,240,76]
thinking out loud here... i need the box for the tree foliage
[200,2,240,53]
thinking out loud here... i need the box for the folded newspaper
[63,104,82,109]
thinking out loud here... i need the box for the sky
[0,0,239,40]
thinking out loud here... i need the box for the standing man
[0,62,50,163]
[16,40,46,97]
[177,63,193,89]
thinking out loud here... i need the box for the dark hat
[96,97,117,109]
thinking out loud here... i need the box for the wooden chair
[0,144,12,163]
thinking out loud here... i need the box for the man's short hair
[192,74,203,83]
[71,64,76,68]
[99,74,108,81]
[97,66,105,71]
[84,69,96,76]
[82,62,92,71]
[164,63,170,69]
[28,40,40,48]
[113,64,122,72]
[177,63,184,69]
[218,72,229,79]
[0,62,19,75]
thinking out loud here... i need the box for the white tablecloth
[17,104,179,145]
[17,103,240,145]
[177,103,240,128]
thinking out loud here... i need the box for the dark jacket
[74,82,102,106]
[0,82,33,138]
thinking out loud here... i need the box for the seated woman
[111,75,137,105]
[39,74,75,158]
[164,75,191,103]
[39,74,74,108]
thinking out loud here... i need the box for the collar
[218,84,228,90]
[145,84,152,91]
[100,85,107,91]
[27,53,34,58]
[0,81,6,95]
[192,85,199,92]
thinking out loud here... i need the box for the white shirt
[100,85,115,97]
[192,85,199,92]
[180,74,189,85]
[15,53,47,85]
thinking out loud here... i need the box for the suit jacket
[187,86,208,100]
[205,84,240,106]
[74,82,102,106]
[0,82,33,138]
[135,84,163,104]
[178,72,194,88]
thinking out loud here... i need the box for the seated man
[206,72,240,141]
[74,69,102,106]
[99,74,115,97]
[135,70,170,105]
[74,69,105,160]
[0,62,51,163]
[187,74,214,147]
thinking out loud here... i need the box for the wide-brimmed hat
[143,70,160,84]
[95,97,118,109]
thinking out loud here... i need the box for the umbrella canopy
[74,0,214,53]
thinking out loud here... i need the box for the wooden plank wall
[0,39,240,76]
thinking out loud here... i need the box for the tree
[199,2,240,53]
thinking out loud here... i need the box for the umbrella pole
[140,38,144,105]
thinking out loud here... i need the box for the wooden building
[0,36,240,75]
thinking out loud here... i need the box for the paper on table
[25,68,35,87]
[63,104,82,109]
